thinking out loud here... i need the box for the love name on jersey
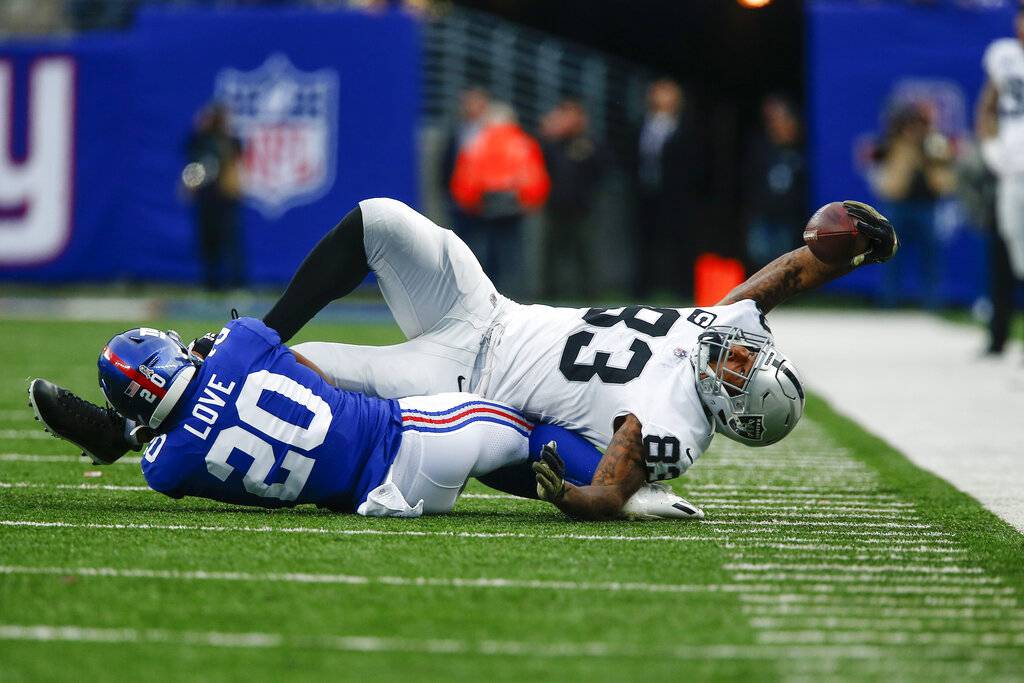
[183,374,238,441]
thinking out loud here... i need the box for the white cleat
[621,482,704,520]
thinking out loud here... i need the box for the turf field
[1,318,1023,682]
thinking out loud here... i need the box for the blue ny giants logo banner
[0,57,75,267]
[215,54,339,219]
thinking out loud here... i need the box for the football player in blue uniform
[29,316,646,517]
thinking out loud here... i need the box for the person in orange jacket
[449,103,550,294]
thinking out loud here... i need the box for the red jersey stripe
[401,406,531,430]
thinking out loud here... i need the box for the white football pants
[997,174,1024,279]
[293,198,507,399]
[357,393,530,517]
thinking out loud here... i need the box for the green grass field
[1,318,1023,682]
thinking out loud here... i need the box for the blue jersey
[141,318,403,512]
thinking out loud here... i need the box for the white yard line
[773,311,1024,533]
[758,630,1024,647]
[0,482,151,492]
[728,572,1002,586]
[723,562,985,575]
[0,430,57,440]
[0,453,141,465]
[738,593,1019,609]
[0,624,1015,661]
[748,616,1024,631]
[742,604,1019,620]
[0,519,709,544]
[0,565,747,595]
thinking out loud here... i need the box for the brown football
[802,202,871,265]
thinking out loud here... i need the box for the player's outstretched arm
[533,415,647,521]
[717,201,897,313]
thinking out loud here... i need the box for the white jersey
[984,38,1024,175]
[483,299,772,481]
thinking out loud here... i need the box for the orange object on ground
[694,253,745,307]
[449,122,551,215]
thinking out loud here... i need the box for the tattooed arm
[717,201,898,313]
[542,414,648,521]
[716,246,852,314]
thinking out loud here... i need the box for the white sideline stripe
[0,565,743,595]
[724,563,985,575]
[0,520,712,544]
[0,624,1017,661]
[0,453,141,465]
[0,430,57,440]
[729,552,969,563]
[695,493,905,502]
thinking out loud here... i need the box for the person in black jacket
[631,79,700,299]
[540,99,607,299]
[743,95,807,271]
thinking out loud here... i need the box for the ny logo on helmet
[215,54,339,218]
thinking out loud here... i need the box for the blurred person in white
[743,95,807,271]
[977,1,1024,355]
[870,102,955,309]
[539,98,608,299]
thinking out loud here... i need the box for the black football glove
[843,200,899,265]
[187,332,218,360]
[532,440,567,503]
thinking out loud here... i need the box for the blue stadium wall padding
[0,6,419,284]
[807,1,1014,305]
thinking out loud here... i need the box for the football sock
[262,205,369,343]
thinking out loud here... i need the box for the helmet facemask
[693,326,803,447]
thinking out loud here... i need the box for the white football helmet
[692,326,805,447]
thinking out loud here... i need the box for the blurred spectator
[449,103,550,295]
[976,5,1024,356]
[743,95,807,270]
[539,99,608,298]
[441,87,491,246]
[870,102,955,308]
[182,103,245,292]
[956,143,1012,356]
[632,79,700,299]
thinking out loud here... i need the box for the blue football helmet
[98,328,200,429]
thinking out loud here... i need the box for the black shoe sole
[27,379,106,465]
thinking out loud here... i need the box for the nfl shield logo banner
[215,54,339,218]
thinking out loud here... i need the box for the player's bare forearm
[717,246,852,313]
[549,414,647,521]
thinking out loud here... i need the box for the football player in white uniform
[254,197,896,520]
[30,198,895,521]
[978,3,1024,281]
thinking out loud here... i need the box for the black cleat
[27,379,137,465]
